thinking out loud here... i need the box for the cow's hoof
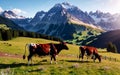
[50,61,52,64]
[55,62,57,64]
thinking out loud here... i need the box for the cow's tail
[23,44,29,60]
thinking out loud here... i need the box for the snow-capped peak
[54,2,75,10]
[61,2,74,9]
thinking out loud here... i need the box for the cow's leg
[93,57,96,62]
[50,55,53,64]
[79,53,84,61]
[81,51,85,61]
[50,55,57,64]
[27,54,33,65]
[86,55,89,61]
[53,55,57,64]
[91,54,96,62]
[79,53,82,60]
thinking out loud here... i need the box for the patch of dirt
[0,51,22,58]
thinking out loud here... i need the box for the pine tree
[107,42,118,53]
[107,42,112,52]
[112,44,117,53]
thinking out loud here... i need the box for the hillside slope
[88,29,120,53]
[0,16,24,30]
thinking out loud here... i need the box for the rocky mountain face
[29,2,103,40]
[30,11,46,26]
[27,3,92,26]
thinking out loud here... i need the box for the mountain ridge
[1,2,120,31]
[29,2,103,40]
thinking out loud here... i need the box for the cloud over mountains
[0,6,27,16]
[11,8,27,15]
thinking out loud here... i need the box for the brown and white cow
[23,42,69,65]
[79,46,101,62]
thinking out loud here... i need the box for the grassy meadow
[0,37,120,75]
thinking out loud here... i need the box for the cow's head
[94,53,102,63]
[60,41,69,50]
[98,54,102,62]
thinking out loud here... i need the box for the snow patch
[90,15,109,23]
[48,12,56,21]
[39,14,45,19]
[48,12,56,17]
[62,4,72,9]
[90,15,101,23]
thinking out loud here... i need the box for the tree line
[0,29,62,41]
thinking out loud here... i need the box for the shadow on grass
[0,60,53,69]
[64,60,95,63]
[28,68,44,73]
[0,63,41,69]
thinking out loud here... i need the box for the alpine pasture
[0,37,120,75]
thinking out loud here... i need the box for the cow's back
[80,46,98,54]
[86,46,98,54]
[36,44,51,54]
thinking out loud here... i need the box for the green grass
[0,37,120,75]
[66,30,101,45]
[0,37,57,54]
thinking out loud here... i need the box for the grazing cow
[23,42,69,65]
[79,46,101,62]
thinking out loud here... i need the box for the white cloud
[0,7,4,12]
[92,0,120,14]
[106,0,120,6]
[11,8,27,15]
[104,0,120,13]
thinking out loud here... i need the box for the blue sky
[0,0,120,17]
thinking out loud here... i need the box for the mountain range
[1,3,120,31]
[0,2,103,39]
